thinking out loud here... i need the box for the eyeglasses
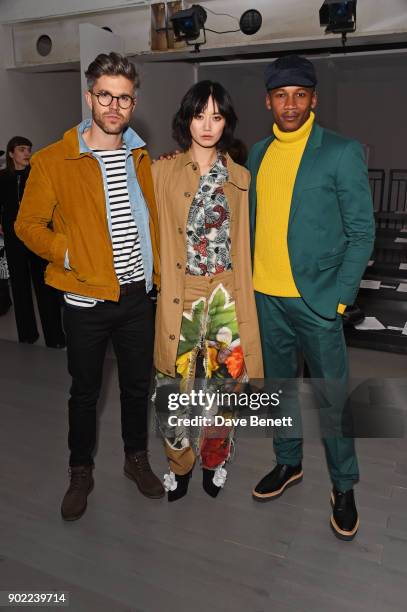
[91,91,135,109]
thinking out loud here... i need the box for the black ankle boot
[164,470,192,502]
[202,465,227,498]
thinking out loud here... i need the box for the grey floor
[0,302,407,612]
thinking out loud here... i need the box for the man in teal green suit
[248,55,375,540]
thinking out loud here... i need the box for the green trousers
[255,293,359,492]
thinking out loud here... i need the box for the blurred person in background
[0,148,12,315]
[0,136,65,346]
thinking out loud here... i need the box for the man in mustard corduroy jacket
[15,52,164,521]
[248,55,375,540]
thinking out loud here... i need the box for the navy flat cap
[264,55,317,90]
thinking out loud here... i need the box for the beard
[92,107,129,135]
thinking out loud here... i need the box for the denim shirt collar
[77,118,145,154]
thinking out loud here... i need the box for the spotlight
[319,0,357,35]
[168,4,262,53]
[170,4,207,42]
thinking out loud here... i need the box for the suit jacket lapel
[289,123,324,224]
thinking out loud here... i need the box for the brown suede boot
[124,451,165,499]
[61,466,94,521]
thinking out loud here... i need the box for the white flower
[216,326,232,346]
[212,465,227,488]
[163,471,177,492]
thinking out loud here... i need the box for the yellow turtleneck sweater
[253,112,346,314]
[253,112,315,297]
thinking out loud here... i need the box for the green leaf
[177,299,205,355]
[208,287,226,316]
[207,287,238,341]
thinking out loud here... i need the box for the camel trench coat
[152,151,263,380]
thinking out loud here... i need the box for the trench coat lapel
[224,153,249,227]
[177,151,200,229]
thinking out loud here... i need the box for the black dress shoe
[330,488,359,541]
[164,470,192,502]
[252,463,303,500]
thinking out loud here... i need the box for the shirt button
[178,227,183,234]
[166,369,171,374]
[173,298,180,304]
[176,263,182,269]
[184,192,191,198]
[169,334,176,340]
[192,164,198,171]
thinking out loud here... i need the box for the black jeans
[63,287,154,467]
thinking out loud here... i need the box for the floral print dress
[156,155,248,483]
[185,154,232,276]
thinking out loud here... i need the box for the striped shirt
[64,146,144,308]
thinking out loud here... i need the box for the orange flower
[206,346,220,378]
[225,345,244,379]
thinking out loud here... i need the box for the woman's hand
[151,149,181,163]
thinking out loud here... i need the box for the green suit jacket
[247,122,375,319]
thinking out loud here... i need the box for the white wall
[131,61,195,158]
[0,24,194,158]
[0,0,151,22]
[0,68,82,155]
[0,28,82,155]
[2,16,406,179]
[4,0,407,70]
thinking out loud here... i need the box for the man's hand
[148,284,158,305]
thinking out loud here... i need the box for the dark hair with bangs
[6,136,32,172]
[172,80,237,152]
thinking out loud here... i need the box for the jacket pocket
[65,231,87,282]
[318,251,346,271]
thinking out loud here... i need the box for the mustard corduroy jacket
[15,123,160,301]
